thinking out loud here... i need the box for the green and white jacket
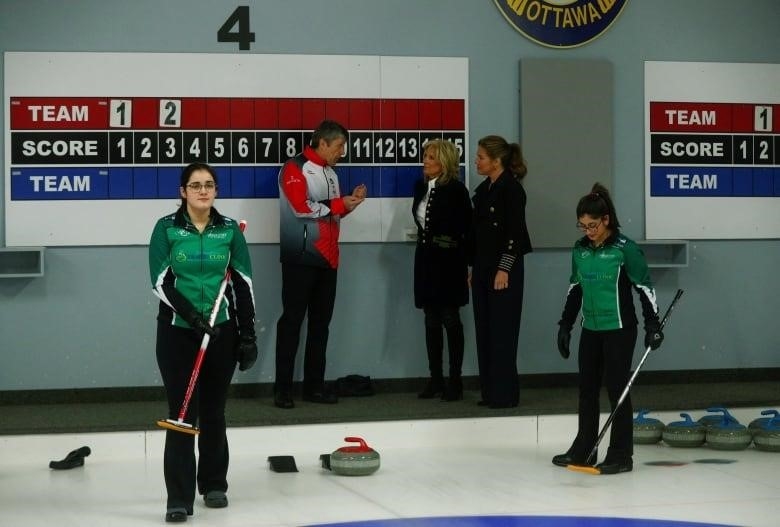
[149,206,255,335]
[559,231,658,332]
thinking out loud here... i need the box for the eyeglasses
[576,220,602,232]
[186,181,216,192]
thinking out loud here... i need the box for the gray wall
[1,1,779,391]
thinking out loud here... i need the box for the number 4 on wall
[217,6,256,50]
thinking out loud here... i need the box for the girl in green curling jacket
[149,162,256,522]
[552,182,663,475]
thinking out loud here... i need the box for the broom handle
[176,220,247,423]
[586,288,684,464]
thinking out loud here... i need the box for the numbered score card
[3,52,468,246]
[645,61,780,239]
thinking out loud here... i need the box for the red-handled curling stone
[633,409,664,444]
[330,437,380,476]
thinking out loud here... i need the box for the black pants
[275,263,337,394]
[423,305,465,380]
[570,326,637,462]
[471,262,524,406]
[156,321,237,511]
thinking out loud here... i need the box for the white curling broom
[157,220,247,435]
[568,288,684,475]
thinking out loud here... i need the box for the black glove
[644,319,664,350]
[235,336,258,371]
[557,325,571,359]
[187,311,220,341]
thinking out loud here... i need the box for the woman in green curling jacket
[552,182,663,475]
[149,162,256,522]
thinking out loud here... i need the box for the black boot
[442,376,463,401]
[420,309,444,399]
[418,377,444,399]
[442,310,464,402]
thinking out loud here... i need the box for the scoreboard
[4,53,468,246]
[645,62,780,239]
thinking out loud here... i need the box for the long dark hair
[576,182,620,230]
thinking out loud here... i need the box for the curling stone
[748,409,779,437]
[698,406,740,431]
[662,413,706,447]
[633,409,664,444]
[753,415,780,453]
[329,436,380,476]
[705,413,752,451]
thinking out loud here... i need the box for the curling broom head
[157,419,200,435]
[566,463,601,475]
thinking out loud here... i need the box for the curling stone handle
[343,436,369,449]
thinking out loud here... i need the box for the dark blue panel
[230,166,254,198]
[255,166,279,198]
[157,167,181,199]
[10,167,108,200]
[108,167,133,199]
[775,168,780,196]
[133,167,158,198]
[212,165,231,197]
[377,166,397,198]
[348,166,374,196]
[650,166,732,196]
[396,166,419,198]
[732,168,753,196]
[753,167,773,196]
[337,166,350,194]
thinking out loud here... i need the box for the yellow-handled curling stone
[328,437,380,476]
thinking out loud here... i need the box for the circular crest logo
[494,0,628,48]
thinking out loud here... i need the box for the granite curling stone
[663,413,706,447]
[698,406,739,431]
[633,409,665,444]
[329,436,380,476]
[706,414,752,451]
[753,415,780,453]
[748,409,779,437]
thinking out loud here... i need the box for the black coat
[469,170,532,276]
[412,177,472,308]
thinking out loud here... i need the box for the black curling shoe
[596,459,633,474]
[552,450,590,467]
[165,508,188,523]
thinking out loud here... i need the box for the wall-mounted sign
[494,0,629,48]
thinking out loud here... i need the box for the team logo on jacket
[494,0,628,48]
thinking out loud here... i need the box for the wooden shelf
[0,247,45,278]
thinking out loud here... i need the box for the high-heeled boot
[419,314,444,398]
[442,314,464,401]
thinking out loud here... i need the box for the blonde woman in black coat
[412,139,472,401]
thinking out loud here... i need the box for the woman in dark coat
[470,135,532,408]
[412,139,472,401]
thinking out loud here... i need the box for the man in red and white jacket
[274,120,366,408]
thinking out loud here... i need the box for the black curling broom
[568,288,684,475]
[157,220,247,435]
